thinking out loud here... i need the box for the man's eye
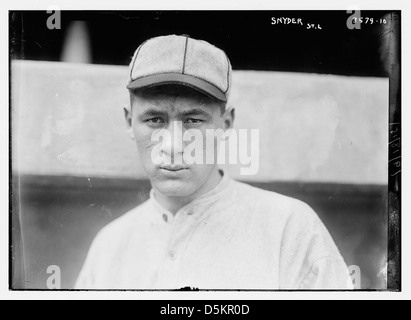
[184,118,204,124]
[146,117,164,124]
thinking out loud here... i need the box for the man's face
[126,87,232,198]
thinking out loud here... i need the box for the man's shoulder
[231,180,343,268]
[231,179,316,219]
[94,199,152,243]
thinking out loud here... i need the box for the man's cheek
[137,142,156,157]
[134,128,156,148]
[134,135,157,161]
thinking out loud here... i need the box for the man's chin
[152,180,194,197]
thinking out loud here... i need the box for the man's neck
[153,168,223,215]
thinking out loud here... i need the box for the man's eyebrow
[139,108,168,117]
[181,107,211,117]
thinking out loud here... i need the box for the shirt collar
[149,169,232,221]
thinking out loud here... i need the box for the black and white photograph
[8,7,402,295]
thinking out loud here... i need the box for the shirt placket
[156,206,199,289]
[151,173,232,288]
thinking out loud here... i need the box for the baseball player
[75,34,352,290]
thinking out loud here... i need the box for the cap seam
[129,39,150,82]
[182,36,189,74]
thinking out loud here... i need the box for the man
[75,34,352,289]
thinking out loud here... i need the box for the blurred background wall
[10,10,392,290]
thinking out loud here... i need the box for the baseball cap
[126,34,232,102]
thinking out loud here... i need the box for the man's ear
[223,105,235,130]
[124,104,135,140]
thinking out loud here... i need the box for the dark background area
[14,175,387,290]
[10,10,394,76]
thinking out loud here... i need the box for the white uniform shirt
[75,172,353,289]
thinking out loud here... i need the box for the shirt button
[162,214,168,222]
[169,250,177,260]
[186,211,193,216]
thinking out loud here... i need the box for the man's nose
[160,121,184,157]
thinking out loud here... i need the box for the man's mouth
[159,165,188,172]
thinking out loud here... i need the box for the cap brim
[126,73,227,102]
